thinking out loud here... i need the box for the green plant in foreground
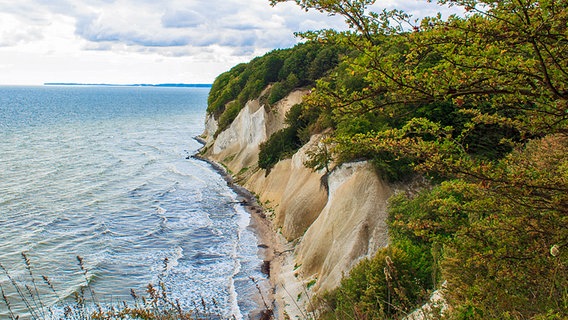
[319,246,432,320]
[0,254,227,320]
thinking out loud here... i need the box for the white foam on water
[156,205,167,215]
[168,246,184,271]
[232,202,267,318]
[0,86,267,319]
[228,202,249,320]
[229,273,243,320]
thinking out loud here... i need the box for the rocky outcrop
[203,89,304,174]
[296,161,392,293]
[200,90,393,318]
[245,133,328,240]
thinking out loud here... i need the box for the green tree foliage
[320,246,433,319]
[271,0,568,318]
[389,135,568,319]
[217,101,241,134]
[207,42,346,135]
[258,103,321,170]
[258,126,301,171]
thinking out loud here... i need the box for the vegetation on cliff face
[207,0,567,318]
[258,103,311,170]
[266,0,568,319]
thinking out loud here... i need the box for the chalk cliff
[200,90,393,318]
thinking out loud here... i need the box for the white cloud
[0,0,463,85]
[162,9,206,28]
[0,15,43,47]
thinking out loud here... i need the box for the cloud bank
[0,0,461,84]
[0,0,347,56]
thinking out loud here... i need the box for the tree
[274,0,568,137]
[271,0,568,318]
[208,42,345,134]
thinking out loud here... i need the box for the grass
[0,253,249,320]
[237,167,249,176]
[306,280,316,290]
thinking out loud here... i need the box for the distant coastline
[44,83,212,88]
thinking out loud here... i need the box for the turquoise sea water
[0,86,264,318]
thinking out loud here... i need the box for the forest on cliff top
[208,0,567,319]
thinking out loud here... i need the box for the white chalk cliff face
[201,90,393,318]
[297,161,392,293]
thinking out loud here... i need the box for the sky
[0,0,460,85]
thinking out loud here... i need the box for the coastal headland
[197,88,394,319]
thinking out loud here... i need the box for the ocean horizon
[42,83,213,88]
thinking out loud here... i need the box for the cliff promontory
[200,89,394,318]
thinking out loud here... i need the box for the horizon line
[43,82,212,88]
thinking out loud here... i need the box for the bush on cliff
[258,103,321,171]
[258,127,301,171]
[320,245,433,319]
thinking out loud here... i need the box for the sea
[0,85,265,319]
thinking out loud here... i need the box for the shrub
[258,127,301,171]
[386,136,568,318]
[320,246,431,320]
[267,82,288,105]
[0,255,221,319]
[216,101,241,135]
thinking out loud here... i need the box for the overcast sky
[0,0,460,85]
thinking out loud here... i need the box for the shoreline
[191,138,277,319]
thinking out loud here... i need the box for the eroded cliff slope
[200,90,393,318]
